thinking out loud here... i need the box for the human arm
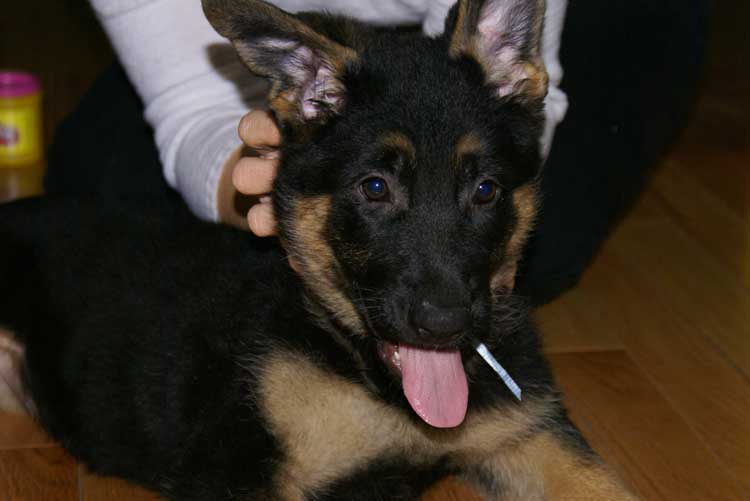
[88,0,268,222]
[90,0,567,232]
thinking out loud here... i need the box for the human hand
[218,110,281,236]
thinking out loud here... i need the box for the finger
[238,110,281,149]
[247,202,277,237]
[232,156,278,195]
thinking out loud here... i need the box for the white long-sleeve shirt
[89,0,568,221]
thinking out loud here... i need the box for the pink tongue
[399,343,468,428]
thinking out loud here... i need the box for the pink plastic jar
[0,71,44,201]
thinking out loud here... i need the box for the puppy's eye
[361,177,389,201]
[473,180,498,204]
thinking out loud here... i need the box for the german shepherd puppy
[0,0,637,499]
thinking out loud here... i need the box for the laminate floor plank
[80,469,163,501]
[587,233,750,489]
[0,447,77,501]
[612,190,750,375]
[549,351,746,501]
[0,412,53,450]
[650,159,749,288]
[536,257,628,354]
[673,115,750,225]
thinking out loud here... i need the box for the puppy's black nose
[410,298,471,341]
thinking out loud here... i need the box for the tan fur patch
[422,395,559,461]
[286,196,365,334]
[456,132,485,157]
[448,0,476,58]
[472,430,638,500]
[379,131,416,164]
[270,91,302,124]
[467,47,547,103]
[258,352,559,498]
[453,132,486,172]
[492,182,539,292]
[517,60,550,102]
[259,353,407,499]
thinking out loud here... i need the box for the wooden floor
[1,1,748,500]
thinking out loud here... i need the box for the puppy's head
[205,0,547,427]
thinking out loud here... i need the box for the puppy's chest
[255,351,547,497]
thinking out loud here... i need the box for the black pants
[45,0,707,305]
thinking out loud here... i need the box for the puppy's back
[0,197,60,334]
[0,197,285,337]
[0,198,297,484]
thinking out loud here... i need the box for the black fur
[0,1,621,499]
[1,196,562,498]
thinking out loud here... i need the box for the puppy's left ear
[203,0,358,129]
[447,0,548,102]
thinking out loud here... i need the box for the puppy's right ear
[203,0,358,128]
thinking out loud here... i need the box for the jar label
[0,106,42,166]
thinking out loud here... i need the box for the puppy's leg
[0,327,35,415]
[461,427,638,500]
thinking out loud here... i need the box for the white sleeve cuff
[144,65,269,221]
[90,0,267,221]
[170,111,243,222]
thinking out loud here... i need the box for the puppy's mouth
[377,341,468,429]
